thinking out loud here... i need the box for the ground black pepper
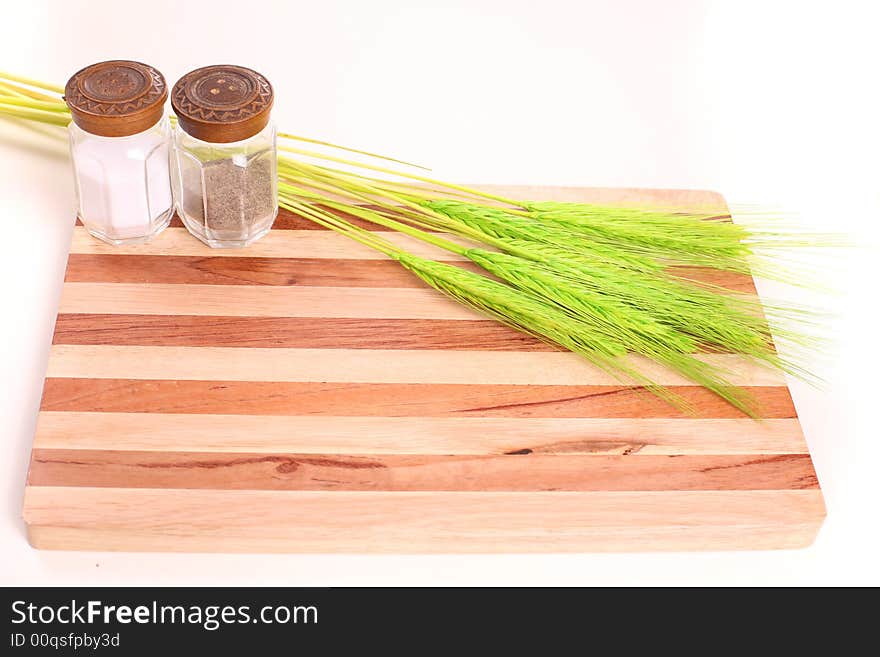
[181,154,275,240]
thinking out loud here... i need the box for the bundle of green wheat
[0,70,828,416]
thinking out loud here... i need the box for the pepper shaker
[171,65,278,248]
[65,60,174,245]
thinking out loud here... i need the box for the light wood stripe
[25,522,823,553]
[71,226,473,260]
[22,487,825,531]
[52,315,558,350]
[62,253,757,293]
[28,449,818,491]
[38,380,795,418]
[60,281,761,321]
[59,283,484,320]
[45,345,787,386]
[33,412,808,455]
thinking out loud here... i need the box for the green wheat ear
[462,248,758,415]
[392,252,698,410]
[522,200,843,285]
[420,199,667,272]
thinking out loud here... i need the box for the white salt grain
[71,123,173,242]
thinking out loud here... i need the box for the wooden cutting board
[22,186,826,552]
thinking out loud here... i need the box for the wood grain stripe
[24,522,824,553]
[45,345,787,386]
[60,281,760,320]
[27,449,819,491]
[21,488,825,532]
[39,380,796,418]
[59,283,484,320]
[670,267,756,293]
[63,254,470,288]
[62,254,756,293]
[52,315,559,350]
[32,413,807,455]
[70,226,473,260]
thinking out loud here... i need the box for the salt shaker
[65,61,173,245]
[171,65,278,248]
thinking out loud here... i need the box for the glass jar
[64,60,173,245]
[171,65,278,248]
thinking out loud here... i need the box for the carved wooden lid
[64,60,168,137]
[171,65,274,143]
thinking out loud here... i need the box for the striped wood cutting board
[23,186,826,552]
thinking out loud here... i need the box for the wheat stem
[0,71,64,94]
[279,143,520,205]
[278,132,429,170]
[0,103,70,126]
[0,95,68,112]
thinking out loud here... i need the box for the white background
[1,0,877,586]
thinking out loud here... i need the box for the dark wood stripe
[63,254,477,287]
[668,267,756,294]
[51,313,759,352]
[28,449,818,491]
[52,315,559,350]
[40,379,796,418]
